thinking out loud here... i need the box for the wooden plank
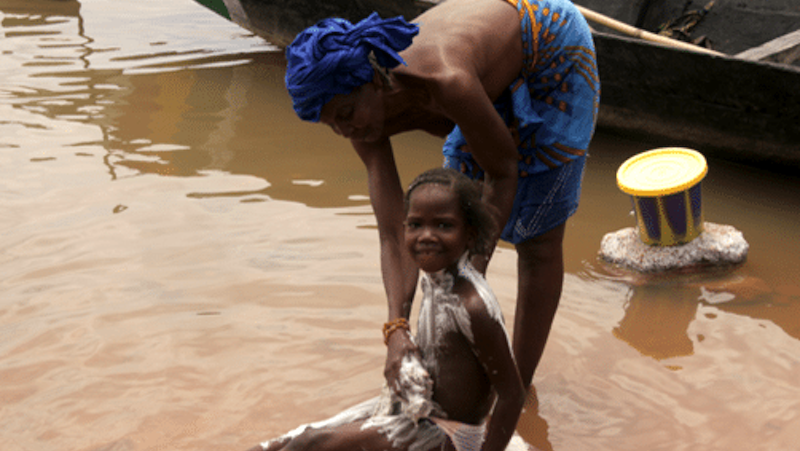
[575,5,723,56]
[736,29,800,66]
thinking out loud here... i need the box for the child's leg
[256,436,290,451]
[247,396,449,451]
[257,420,404,451]
[251,395,384,451]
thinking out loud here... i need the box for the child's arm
[465,294,526,451]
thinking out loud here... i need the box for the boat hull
[593,31,800,171]
[193,0,423,47]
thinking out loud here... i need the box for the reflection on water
[2,1,800,450]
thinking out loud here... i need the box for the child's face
[405,184,472,273]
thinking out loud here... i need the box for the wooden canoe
[571,0,800,172]
[191,0,425,47]
[192,0,800,172]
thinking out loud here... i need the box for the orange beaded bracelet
[382,318,410,345]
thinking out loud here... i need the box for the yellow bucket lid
[617,147,708,197]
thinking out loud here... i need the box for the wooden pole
[575,5,724,56]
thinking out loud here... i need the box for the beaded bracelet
[382,318,410,345]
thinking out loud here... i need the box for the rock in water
[599,222,748,272]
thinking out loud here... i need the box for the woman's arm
[352,137,420,393]
[431,70,519,269]
[466,294,526,451]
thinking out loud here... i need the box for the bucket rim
[617,147,708,197]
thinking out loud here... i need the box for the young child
[250,168,525,451]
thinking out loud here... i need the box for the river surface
[2,1,800,450]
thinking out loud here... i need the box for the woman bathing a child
[255,0,599,449]
[251,168,525,451]
[283,0,597,397]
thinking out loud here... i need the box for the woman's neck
[382,74,454,137]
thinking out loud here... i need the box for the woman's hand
[384,327,420,397]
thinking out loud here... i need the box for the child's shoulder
[451,274,510,357]
[452,273,502,323]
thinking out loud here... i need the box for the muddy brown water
[2,1,799,450]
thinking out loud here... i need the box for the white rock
[599,222,748,272]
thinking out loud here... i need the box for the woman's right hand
[384,327,420,397]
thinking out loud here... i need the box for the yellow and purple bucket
[617,148,708,246]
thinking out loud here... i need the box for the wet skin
[404,184,491,422]
[405,184,524,426]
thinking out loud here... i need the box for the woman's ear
[371,67,392,91]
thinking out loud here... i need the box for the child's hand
[384,328,419,398]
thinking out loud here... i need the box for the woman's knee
[516,223,565,268]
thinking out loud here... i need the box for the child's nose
[419,226,436,240]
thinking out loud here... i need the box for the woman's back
[398,0,523,104]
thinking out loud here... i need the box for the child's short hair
[405,168,498,257]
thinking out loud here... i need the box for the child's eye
[437,222,453,229]
[405,221,420,229]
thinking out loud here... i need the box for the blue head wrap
[285,13,419,122]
